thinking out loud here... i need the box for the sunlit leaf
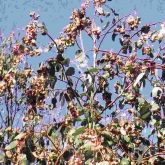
[96,161,110,165]
[72,126,85,137]
[120,158,130,165]
[17,154,29,165]
[14,132,26,140]
[5,140,18,150]
[133,72,145,87]
[151,86,163,98]
[151,101,160,112]
[0,153,5,163]
[87,67,99,74]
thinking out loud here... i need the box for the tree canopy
[0,0,164,164]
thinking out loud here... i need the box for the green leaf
[63,58,70,67]
[17,154,29,165]
[5,140,18,150]
[124,135,131,143]
[141,111,151,120]
[72,126,85,137]
[82,141,92,151]
[137,99,151,121]
[65,67,75,76]
[87,67,99,74]
[14,132,26,140]
[0,153,5,163]
[120,158,130,165]
[151,101,160,112]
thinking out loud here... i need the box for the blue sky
[0,0,165,35]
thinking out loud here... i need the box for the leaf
[120,158,130,165]
[65,67,75,76]
[48,126,54,136]
[96,161,110,165]
[59,92,65,107]
[14,132,26,140]
[151,101,160,112]
[112,33,117,41]
[122,46,128,54]
[120,127,126,135]
[82,141,93,151]
[151,86,163,98]
[72,126,85,137]
[49,76,57,89]
[135,41,143,49]
[141,26,150,34]
[141,111,151,120]
[63,150,74,161]
[87,67,99,74]
[119,99,125,109]
[124,135,131,143]
[5,140,18,150]
[0,153,5,163]
[17,154,29,165]
[133,72,145,87]
[119,38,123,46]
